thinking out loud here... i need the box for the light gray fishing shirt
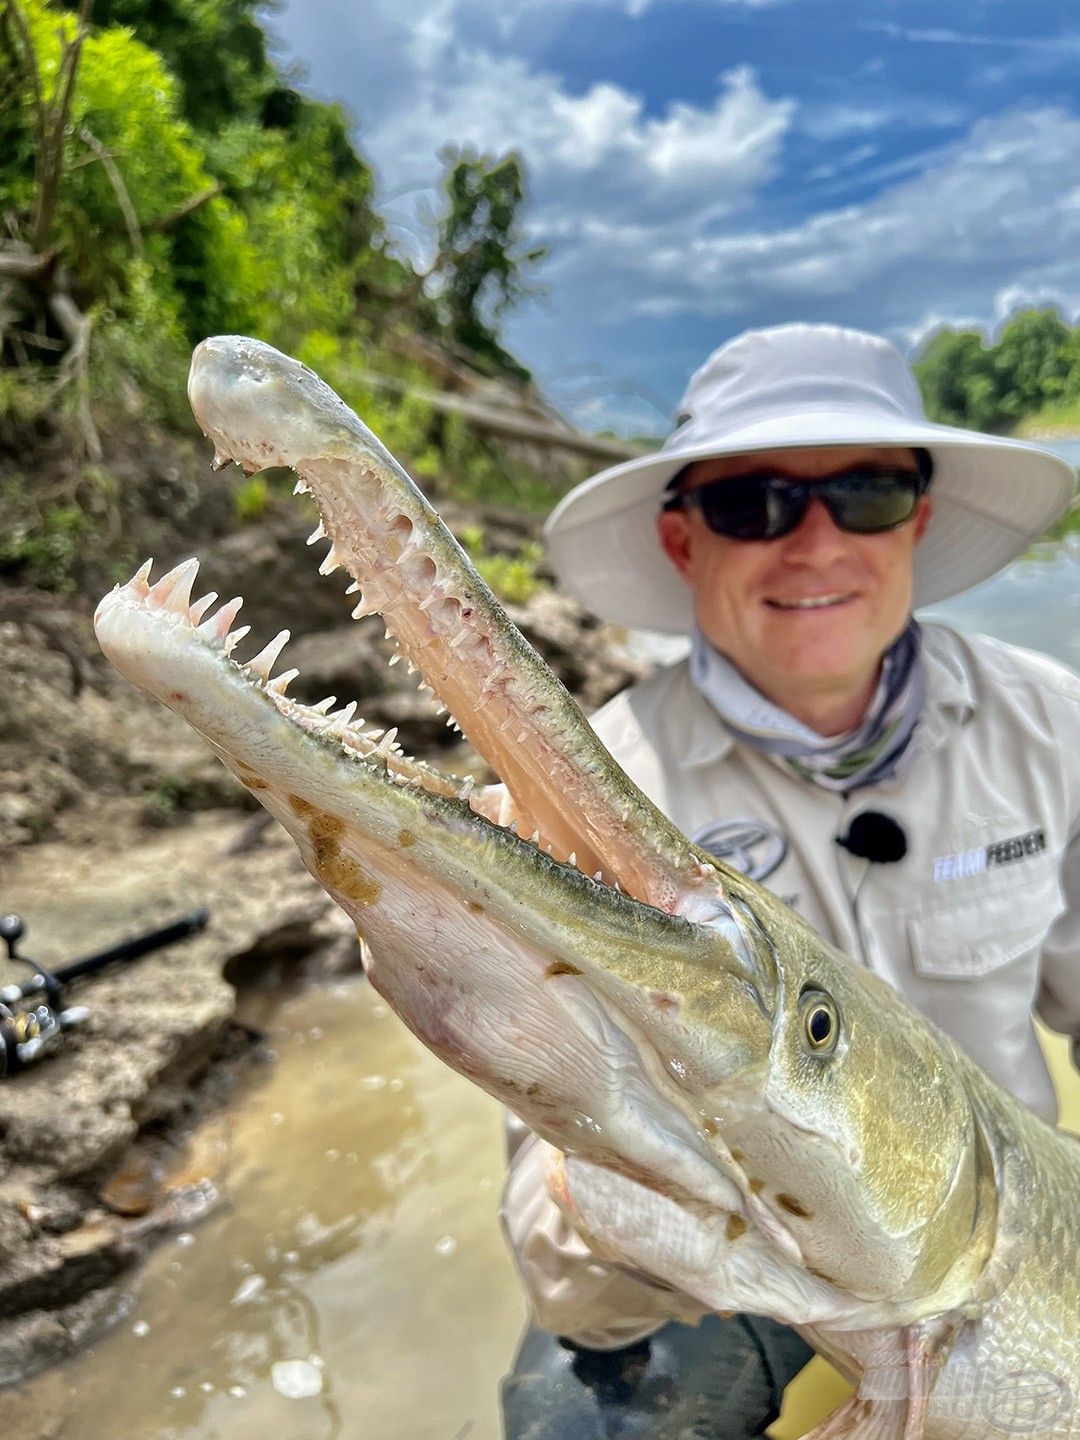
[501,620,1080,1348]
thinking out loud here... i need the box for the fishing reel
[0,914,89,1076]
[0,907,210,1078]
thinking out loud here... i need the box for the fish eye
[800,989,839,1054]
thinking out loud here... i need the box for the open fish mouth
[97,339,996,1336]
[93,338,799,1283]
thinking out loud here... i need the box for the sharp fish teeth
[319,547,343,576]
[307,522,327,546]
[210,451,231,473]
[351,597,379,620]
[293,478,310,496]
[189,591,218,625]
[223,625,250,655]
[150,557,200,614]
[201,596,243,643]
[312,696,337,714]
[266,668,299,695]
[131,559,154,593]
[330,701,358,728]
[345,581,362,596]
[245,629,291,680]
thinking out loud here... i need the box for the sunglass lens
[698,475,801,539]
[829,474,920,532]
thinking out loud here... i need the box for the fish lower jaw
[94,556,633,897]
[557,1152,880,1329]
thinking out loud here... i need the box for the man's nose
[782,494,849,559]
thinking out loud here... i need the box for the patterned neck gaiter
[689,620,925,794]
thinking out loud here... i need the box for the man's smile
[763,592,859,611]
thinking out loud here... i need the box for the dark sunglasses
[662,466,930,542]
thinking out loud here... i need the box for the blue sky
[266,0,1080,435]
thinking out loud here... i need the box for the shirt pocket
[907,866,1066,981]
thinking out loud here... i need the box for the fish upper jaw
[186,335,743,927]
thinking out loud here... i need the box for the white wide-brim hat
[545,323,1076,634]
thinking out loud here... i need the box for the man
[500,323,1080,1438]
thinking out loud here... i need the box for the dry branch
[49,289,102,460]
[78,126,143,255]
[145,183,225,233]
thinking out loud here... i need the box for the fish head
[705,896,991,1304]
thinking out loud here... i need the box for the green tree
[426,150,546,379]
[914,329,1002,430]
[991,309,1072,425]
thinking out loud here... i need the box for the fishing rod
[0,907,210,1076]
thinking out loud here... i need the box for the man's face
[656,446,932,708]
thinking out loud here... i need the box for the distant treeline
[915,309,1080,435]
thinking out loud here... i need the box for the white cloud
[862,22,1080,53]
[612,107,1080,321]
[368,50,794,243]
[801,98,964,141]
[499,103,1080,428]
[806,143,878,183]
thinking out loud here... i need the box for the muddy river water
[8,515,1080,1438]
[9,972,525,1440]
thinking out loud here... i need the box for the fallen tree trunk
[357,369,645,464]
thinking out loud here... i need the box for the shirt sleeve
[1037,825,1080,1072]
[499,1115,709,1349]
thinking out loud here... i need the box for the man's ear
[913,494,933,543]
[657,510,693,579]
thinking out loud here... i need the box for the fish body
[94,338,1080,1437]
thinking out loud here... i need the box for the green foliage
[915,309,1080,433]
[0,499,91,587]
[458,523,545,604]
[428,150,546,379]
[233,472,270,522]
[57,0,273,132]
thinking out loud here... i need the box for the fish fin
[801,1325,943,1440]
[798,1391,919,1440]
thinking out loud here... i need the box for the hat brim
[544,408,1077,633]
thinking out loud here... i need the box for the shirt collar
[918,625,976,751]
[671,663,737,768]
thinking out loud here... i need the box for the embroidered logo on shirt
[933,828,1046,883]
[692,817,788,883]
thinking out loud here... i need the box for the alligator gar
[94,337,1080,1438]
